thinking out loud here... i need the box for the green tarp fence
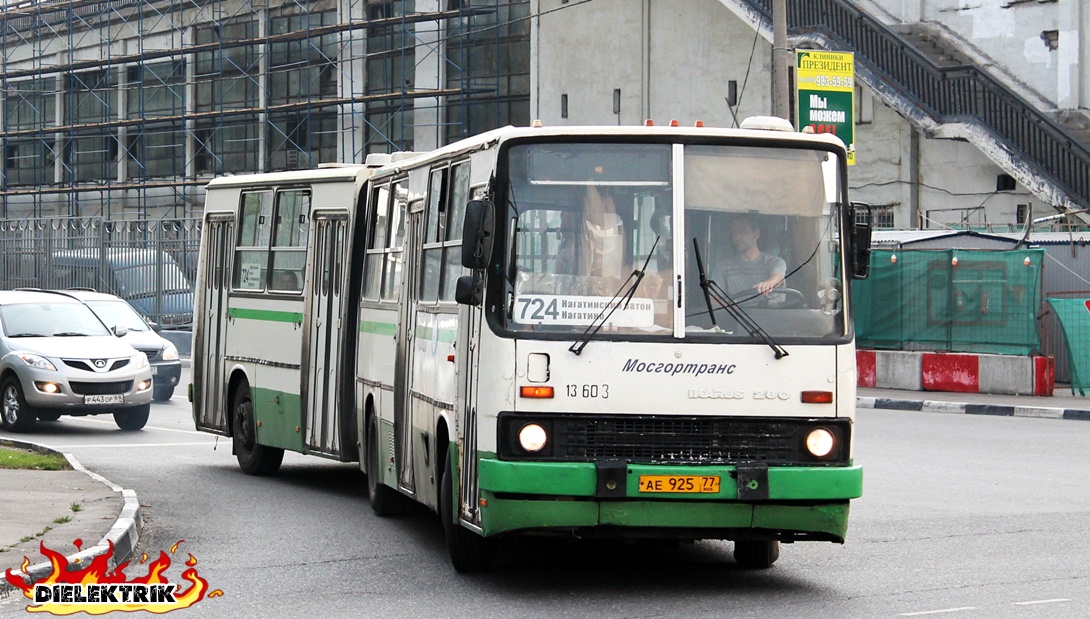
[853,248,1044,355]
[1047,298,1090,395]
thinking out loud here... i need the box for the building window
[444,0,530,144]
[364,1,415,153]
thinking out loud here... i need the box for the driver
[715,214,786,298]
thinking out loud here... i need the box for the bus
[192,118,871,572]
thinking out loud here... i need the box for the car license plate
[638,475,721,494]
[150,366,158,375]
[84,394,124,405]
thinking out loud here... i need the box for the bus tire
[114,404,150,431]
[232,384,284,476]
[733,540,780,569]
[366,415,403,517]
[441,455,495,572]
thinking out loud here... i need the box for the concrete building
[2,0,1089,230]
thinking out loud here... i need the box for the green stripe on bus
[360,321,397,336]
[415,325,458,343]
[228,307,304,323]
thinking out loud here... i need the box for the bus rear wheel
[733,540,780,569]
[366,414,404,517]
[440,454,496,572]
[232,384,283,476]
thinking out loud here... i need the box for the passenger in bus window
[716,215,786,298]
[273,270,299,292]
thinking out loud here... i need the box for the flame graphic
[3,540,217,615]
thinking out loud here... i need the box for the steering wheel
[763,287,807,309]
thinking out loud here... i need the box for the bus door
[391,183,416,493]
[303,211,349,457]
[457,300,483,528]
[194,213,235,434]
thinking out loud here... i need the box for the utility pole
[771,0,791,124]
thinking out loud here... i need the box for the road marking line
[67,417,208,435]
[899,608,976,617]
[1013,599,1071,606]
[59,442,218,448]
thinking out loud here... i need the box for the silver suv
[0,290,154,432]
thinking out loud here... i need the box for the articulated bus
[192,118,871,571]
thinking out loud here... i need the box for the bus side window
[420,166,447,304]
[363,184,390,301]
[234,190,273,290]
[439,161,470,301]
[268,189,308,294]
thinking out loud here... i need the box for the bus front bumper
[475,458,862,541]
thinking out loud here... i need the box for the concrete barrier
[858,349,1053,396]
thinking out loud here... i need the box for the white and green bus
[192,118,871,571]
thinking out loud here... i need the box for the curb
[0,439,141,594]
[857,396,1090,421]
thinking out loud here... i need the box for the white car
[0,290,153,432]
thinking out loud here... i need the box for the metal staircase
[734,0,1090,223]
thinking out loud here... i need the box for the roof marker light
[532,119,543,128]
[669,119,679,127]
[644,119,654,126]
[694,120,704,127]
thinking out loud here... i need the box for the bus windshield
[504,140,846,341]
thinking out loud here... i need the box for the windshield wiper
[52,332,90,337]
[692,238,788,360]
[8,332,46,338]
[569,236,660,356]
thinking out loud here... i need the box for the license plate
[638,475,721,494]
[84,394,124,405]
[150,366,158,375]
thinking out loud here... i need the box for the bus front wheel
[232,384,283,476]
[366,415,404,517]
[440,455,496,572]
[733,540,780,569]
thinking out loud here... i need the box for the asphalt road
[2,370,1088,618]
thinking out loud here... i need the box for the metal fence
[0,217,202,329]
[746,0,1090,212]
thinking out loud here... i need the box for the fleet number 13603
[566,384,609,398]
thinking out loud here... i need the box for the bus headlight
[518,423,548,452]
[805,428,836,458]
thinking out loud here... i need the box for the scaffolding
[0,0,530,220]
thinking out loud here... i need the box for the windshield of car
[502,140,847,342]
[0,302,111,337]
[84,300,152,332]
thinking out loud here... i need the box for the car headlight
[18,353,57,371]
[133,353,150,369]
[161,342,179,361]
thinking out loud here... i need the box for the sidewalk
[0,440,140,597]
[858,386,1090,420]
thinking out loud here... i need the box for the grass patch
[52,516,71,524]
[69,502,82,513]
[0,446,69,471]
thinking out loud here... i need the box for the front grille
[498,414,851,465]
[62,358,130,372]
[69,381,132,395]
[138,349,160,363]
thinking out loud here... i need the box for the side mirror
[147,321,162,333]
[455,275,484,306]
[461,199,495,270]
[850,202,873,280]
[112,325,129,338]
